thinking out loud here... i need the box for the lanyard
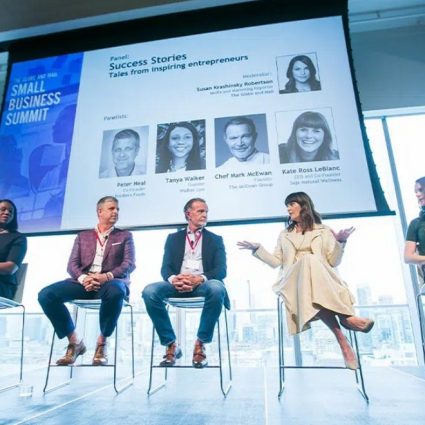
[186,231,202,252]
[95,230,109,247]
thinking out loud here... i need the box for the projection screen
[0,0,389,233]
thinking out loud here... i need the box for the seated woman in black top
[405,176,425,285]
[0,199,27,300]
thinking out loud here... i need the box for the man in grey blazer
[38,196,135,366]
[142,197,229,368]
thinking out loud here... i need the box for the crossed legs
[317,308,374,370]
[317,309,358,369]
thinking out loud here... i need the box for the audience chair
[43,299,135,394]
[277,296,369,402]
[0,263,28,393]
[147,297,232,397]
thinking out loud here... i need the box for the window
[3,112,425,374]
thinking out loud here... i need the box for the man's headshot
[215,115,270,168]
[99,127,148,178]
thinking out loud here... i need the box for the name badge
[186,259,201,271]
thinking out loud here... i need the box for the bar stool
[277,296,369,401]
[147,296,232,397]
[416,284,425,358]
[0,263,28,393]
[43,299,135,394]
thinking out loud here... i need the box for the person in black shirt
[404,176,425,284]
[0,199,27,300]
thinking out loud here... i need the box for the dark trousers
[38,279,129,339]
[0,282,16,300]
[142,279,227,346]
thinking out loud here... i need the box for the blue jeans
[142,280,227,345]
[38,279,129,339]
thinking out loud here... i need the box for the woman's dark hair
[284,55,321,92]
[155,122,205,173]
[415,176,425,219]
[285,111,337,162]
[284,192,321,233]
[0,199,19,231]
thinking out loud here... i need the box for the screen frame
[0,0,392,236]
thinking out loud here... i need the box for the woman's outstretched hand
[237,241,260,251]
[331,226,355,243]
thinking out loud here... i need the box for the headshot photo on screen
[155,121,206,173]
[215,114,270,168]
[99,127,148,178]
[277,53,321,94]
[277,109,339,164]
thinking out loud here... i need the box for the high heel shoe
[344,357,359,370]
[340,316,375,333]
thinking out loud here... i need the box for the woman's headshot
[279,54,321,94]
[279,111,339,164]
[155,121,206,173]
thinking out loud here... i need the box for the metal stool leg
[147,299,230,397]
[277,297,285,398]
[18,304,25,383]
[147,325,167,396]
[43,329,73,393]
[349,331,369,402]
[417,293,425,359]
[0,304,26,393]
[277,297,368,402]
[225,310,233,382]
[217,308,232,397]
[44,302,134,394]
[43,306,80,394]
[130,304,135,378]
[112,304,135,394]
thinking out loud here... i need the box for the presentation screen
[0,5,388,233]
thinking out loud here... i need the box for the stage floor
[1,364,424,425]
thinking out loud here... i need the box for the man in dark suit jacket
[142,197,229,368]
[38,196,135,366]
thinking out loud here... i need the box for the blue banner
[0,53,84,232]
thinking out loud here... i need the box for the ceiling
[0,0,424,42]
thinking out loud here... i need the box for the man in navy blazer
[38,196,135,366]
[143,197,229,368]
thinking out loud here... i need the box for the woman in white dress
[238,192,374,369]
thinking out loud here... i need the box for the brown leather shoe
[340,316,375,333]
[92,343,108,366]
[192,339,208,369]
[56,340,87,366]
[159,342,182,367]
